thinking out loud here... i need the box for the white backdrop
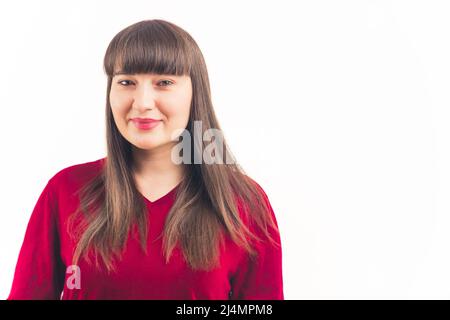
[1,0,449,299]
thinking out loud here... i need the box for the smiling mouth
[130,117,162,122]
[131,119,162,130]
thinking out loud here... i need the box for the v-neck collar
[139,183,180,205]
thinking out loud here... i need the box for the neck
[131,142,185,188]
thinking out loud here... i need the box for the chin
[132,139,171,151]
[134,143,161,150]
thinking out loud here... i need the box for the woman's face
[109,72,192,151]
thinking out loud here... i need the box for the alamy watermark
[170,120,236,165]
[66,265,81,290]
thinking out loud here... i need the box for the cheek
[110,91,125,109]
[164,92,192,122]
[163,105,190,132]
[110,92,131,118]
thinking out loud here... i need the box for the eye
[116,79,173,87]
[158,80,174,87]
[117,80,134,86]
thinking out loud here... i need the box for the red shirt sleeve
[230,184,284,300]
[8,177,65,300]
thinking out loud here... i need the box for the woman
[8,19,283,300]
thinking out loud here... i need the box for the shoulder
[233,175,279,228]
[237,174,273,209]
[246,176,270,200]
[46,157,106,194]
[50,157,105,182]
[231,176,282,258]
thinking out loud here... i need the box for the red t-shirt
[8,158,284,300]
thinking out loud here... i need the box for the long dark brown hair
[68,19,280,272]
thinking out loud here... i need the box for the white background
[1,0,449,299]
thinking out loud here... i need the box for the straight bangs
[103,21,192,78]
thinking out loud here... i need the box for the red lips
[130,117,162,130]
[130,117,161,123]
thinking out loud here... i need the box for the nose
[133,83,157,111]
